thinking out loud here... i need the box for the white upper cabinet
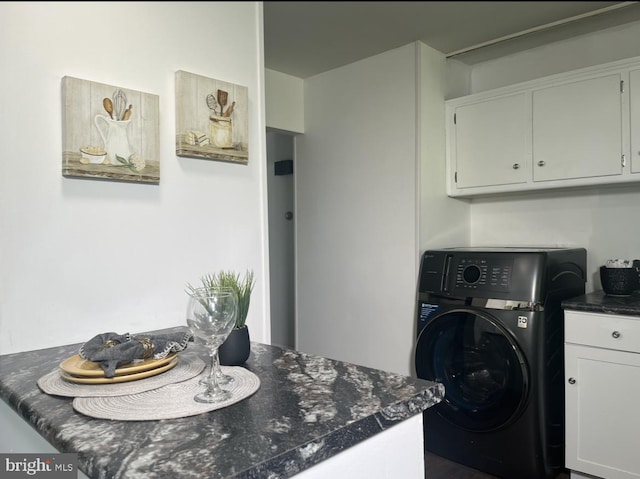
[630,69,640,174]
[451,92,530,189]
[532,73,623,182]
[446,56,640,198]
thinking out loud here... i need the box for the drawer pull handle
[612,331,621,339]
[568,377,576,385]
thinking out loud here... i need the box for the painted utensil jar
[209,115,233,148]
[94,115,133,165]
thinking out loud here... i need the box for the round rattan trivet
[37,353,205,398]
[72,366,260,420]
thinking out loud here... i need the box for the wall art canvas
[175,70,249,165]
[61,76,160,184]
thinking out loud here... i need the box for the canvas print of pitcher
[62,76,160,184]
[175,70,249,165]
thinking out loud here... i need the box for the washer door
[415,307,529,432]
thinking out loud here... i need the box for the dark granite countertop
[0,329,443,478]
[562,290,640,316]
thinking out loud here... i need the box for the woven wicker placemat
[72,366,260,420]
[37,353,205,398]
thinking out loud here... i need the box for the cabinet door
[565,343,640,479]
[533,73,623,182]
[630,69,640,174]
[452,92,530,189]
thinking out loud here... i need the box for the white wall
[296,44,419,375]
[470,186,640,292]
[457,19,640,293]
[418,43,471,253]
[0,2,270,354]
[265,69,304,133]
[469,20,640,94]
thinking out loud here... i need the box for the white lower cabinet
[564,310,640,479]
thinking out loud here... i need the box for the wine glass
[186,287,238,403]
[190,330,235,386]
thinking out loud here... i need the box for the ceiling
[263,1,640,79]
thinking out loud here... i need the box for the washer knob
[463,265,481,284]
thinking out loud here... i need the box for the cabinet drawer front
[565,310,640,354]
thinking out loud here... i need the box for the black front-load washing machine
[414,247,586,479]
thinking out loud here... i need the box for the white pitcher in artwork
[94,115,133,165]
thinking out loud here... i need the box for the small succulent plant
[187,270,255,328]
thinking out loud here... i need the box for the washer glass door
[415,307,528,432]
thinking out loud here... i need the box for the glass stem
[206,349,221,394]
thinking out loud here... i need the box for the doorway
[266,130,295,349]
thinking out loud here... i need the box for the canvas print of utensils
[206,90,235,117]
[103,89,132,121]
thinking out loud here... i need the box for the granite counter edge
[232,381,444,478]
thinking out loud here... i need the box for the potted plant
[198,270,255,365]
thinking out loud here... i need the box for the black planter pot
[219,325,250,366]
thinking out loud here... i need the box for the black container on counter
[600,261,640,296]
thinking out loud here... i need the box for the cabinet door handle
[537,160,546,167]
[568,377,576,385]
[512,163,520,169]
[612,330,621,339]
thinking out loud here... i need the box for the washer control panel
[456,257,512,292]
[419,247,586,303]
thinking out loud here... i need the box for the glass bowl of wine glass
[186,287,237,403]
